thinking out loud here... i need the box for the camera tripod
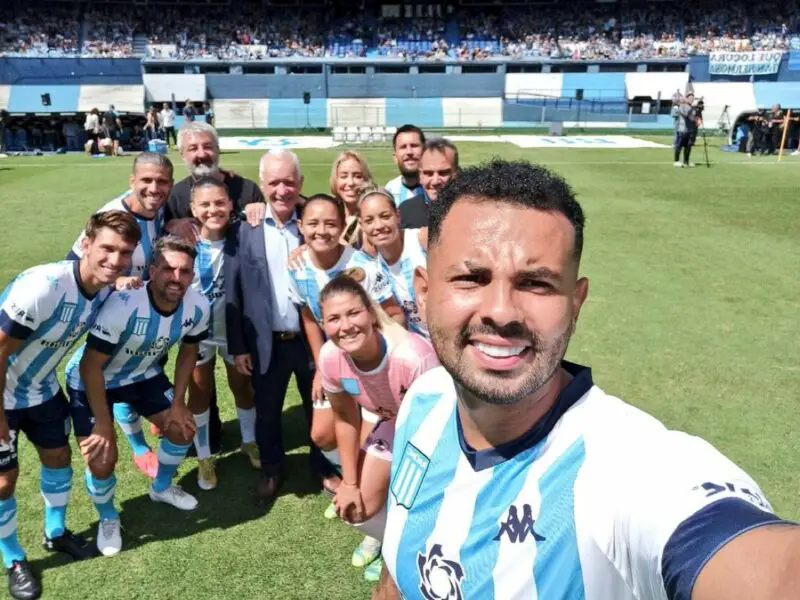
[715,105,732,137]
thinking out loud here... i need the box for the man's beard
[399,163,419,180]
[189,160,219,178]
[429,319,571,406]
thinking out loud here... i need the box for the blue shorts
[68,373,175,438]
[1,390,71,471]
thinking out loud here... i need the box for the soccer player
[68,152,175,478]
[378,159,800,600]
[357,189,428,337]
[318,274,439,582]
[0,210,140,600]
[384,125,425,207]
[186,177,257,490]
[65,235,210,557]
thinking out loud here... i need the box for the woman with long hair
[329,151,376,255]
[357,187,429,337]
[318,273,439,581]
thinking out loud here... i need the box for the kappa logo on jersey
[494,504,546,544]
[58,302,77,323]
[391,442,430,509]
[46,275,60,290]
[182,317,196,328]
[117,292,131,305]
[133,317,149,336]
[417,544,465,600]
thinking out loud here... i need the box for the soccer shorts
[0,390,71,471]
[362,418,394,463]
[196,341,235,367]
[68,372,175,438]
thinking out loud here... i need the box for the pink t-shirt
[319,331,440,420]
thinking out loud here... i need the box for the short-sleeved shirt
[191,237,225,345]
[318,331,438,419]
[0,261,111,409]
[384,362,784,600]
[182,105,197,122]
[64,284,209,390]
[70,192,164,279]
[385,176,423,208]
[288,245,392,324]
[380,229,428,337]
[164,170,265,225]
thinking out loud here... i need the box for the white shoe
[686,162,695,168]
[149,485,198,511]
[674,161,684,167]
[97,518,122,557]
[792,150,800,156]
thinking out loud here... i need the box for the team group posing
[2,120,800,600]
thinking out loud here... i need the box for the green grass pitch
[0,135,798,599]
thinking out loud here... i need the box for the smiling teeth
[474,343,526,358]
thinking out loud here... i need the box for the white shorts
[196,341,235,367]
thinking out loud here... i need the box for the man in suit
[225,150,338,502]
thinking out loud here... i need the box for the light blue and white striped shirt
[191,238,226,344]
[385,176,424,208]
[380,228,428,337]
[0,261,111,409]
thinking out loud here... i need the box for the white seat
[371,126,385,142]
[332,126,346,142]
[345,126,359,142]
[358,126,372,143]
[385,126,398,141]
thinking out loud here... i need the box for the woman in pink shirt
[317,272,439,580]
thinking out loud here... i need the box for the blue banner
[709,51,784,76]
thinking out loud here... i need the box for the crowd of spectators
[1,1,799,61]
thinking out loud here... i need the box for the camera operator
[745,109,768,156]
[672,93,703,168]
[766,103,785,155]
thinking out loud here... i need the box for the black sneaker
[7,560,41,600]
[42,529,95,561]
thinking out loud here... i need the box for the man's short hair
[153,234,197,264]
[191,175,229,200]
[393,124,426,149]
[422,138,459,169]
[84,210,142,246]
[132,152,174,178]
[260,149,302,181]
[177,121,219,154]
[429,159,585,263]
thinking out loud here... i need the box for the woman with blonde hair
[329,151,376,254]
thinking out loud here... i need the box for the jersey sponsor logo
[341,378,360,396]
[92,323,112,337]
[164,387,175,402]
[133,317,149,336]
[41,321,86,348]
[9,301,34,324]
[124,335,171,358]
[693,481,770,511]
[117,293,131,305]
[58,302,77,323]
[417,544,465,600]
[494,504,546,544]
[391,442,430,509]
[182,317,196,328]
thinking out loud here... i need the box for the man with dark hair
[672,93,701,168]
[102,105,122,157]
[399,138,459,229]
[378,159,800,600]
[385,124,425,207]
[0,210,140,599]
[67,235,211,556]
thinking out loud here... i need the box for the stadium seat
[385,126,397,141]
[332,126,346,142]
[345,127,359,142]
[358,126,372,143]
[371,126,386,142]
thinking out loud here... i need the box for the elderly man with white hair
[225,149,339,503]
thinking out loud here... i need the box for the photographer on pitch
[672,93,703,168]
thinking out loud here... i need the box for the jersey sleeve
[183,297,211,344]
[287,270,307,308]
[612,431,783,600]
[318,341,344,394]
[408,341,441,384]
[363,262,394,305]
[85,296,125,355]
[0,271,54,339]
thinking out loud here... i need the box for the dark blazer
[225,221,274,376]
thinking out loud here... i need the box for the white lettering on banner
[709,51,784,76]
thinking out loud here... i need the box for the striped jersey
[385,176,423,208]
[191,238,225,345]
[288,245,393,324]
[70,191,164,279]
[384,363,780,600]
[65,284,209,390]
[0,261,111,409]
[318,330,439,419]
[380,229,428,337]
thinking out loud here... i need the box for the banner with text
[709,51,784,76]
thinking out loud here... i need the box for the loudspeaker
[575,89,584,101]
[41,93,51,106]
[303,91,311,104]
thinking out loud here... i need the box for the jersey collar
[72,260,99,301]
[146,282,182,317]
[456,361,593,471]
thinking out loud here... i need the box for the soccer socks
[236,407,256,444]
[153,438,191,493]
[0,498,25,567]
[85,469,118,521]
[349,506,387,541]
[113,403,151,457]
[40,466,72,539]
[192,410,211,460]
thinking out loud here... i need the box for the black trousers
[251,334,334,478]
[674,132,694,164]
